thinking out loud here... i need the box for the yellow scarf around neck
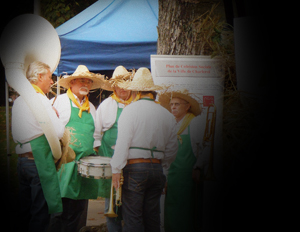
[177,113,195,144]
[32,84,45,96]
[111,91,133,106]
[67,88,90,118]
[134,92,160,104]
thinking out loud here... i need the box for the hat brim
[56,147,75,171]
[158,91,202,116]
[57,74,105,90]
[118,80,165,91]
[101,74,133,91]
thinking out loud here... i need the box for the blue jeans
[105,198,122,232]
[16,157,50,232]
[48,198,88,232]
[122,162,166,232]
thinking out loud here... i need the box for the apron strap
[129,146,164,159]
[17,140,30,148]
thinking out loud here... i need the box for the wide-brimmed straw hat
[101,65,134,91]
[55,128,75,171]
[119,67,164,91]
[158,89,202,116]
[57,65,105,90]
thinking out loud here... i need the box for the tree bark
[157,0,226,55]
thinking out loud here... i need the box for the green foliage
[41,0,97,28]
[0,107,18,197]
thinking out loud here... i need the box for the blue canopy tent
[55,0,158,75]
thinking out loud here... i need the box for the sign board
[151,55,223,107]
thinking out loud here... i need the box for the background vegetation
[41,0,97,28]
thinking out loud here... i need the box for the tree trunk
[157,0,226,55]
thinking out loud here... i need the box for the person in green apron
[158,89,205,232]
[11,61,65,232]
[95,66,134,232]
[50,65,105,232]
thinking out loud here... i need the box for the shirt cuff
[112,167,122,174]
[93,140,101,148]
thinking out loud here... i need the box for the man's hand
[162,181,167,195]
[112,173,121,190]
[94,146,99,153]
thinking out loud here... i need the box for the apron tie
[129,146,164,159]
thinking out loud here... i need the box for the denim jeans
[48,198,88,232]
[16,157,50,232]
[122,162,166,232]
[105,198,122,232]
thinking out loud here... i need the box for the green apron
[98,102,123,198]
[164,125,197,232]
[30,135,63,214]
[57,99,99,200]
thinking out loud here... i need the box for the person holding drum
[49,65,104,232]
[110,67,178,232]
[94,65,134,231]
[12,61,65,232]
[158,89,206,232]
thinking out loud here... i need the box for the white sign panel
[151,55,224,104]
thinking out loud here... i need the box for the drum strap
[129,146,164,159]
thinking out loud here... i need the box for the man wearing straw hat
[110,67,178,232]
[49,65,104,232]
[95,65,134,232]
[158,89,206,232]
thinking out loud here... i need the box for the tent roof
[55,0,158,75]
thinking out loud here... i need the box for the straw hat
[55,128,76,171]
[57,65,105,90]
[158,89,202,116]
[119,67,164,91]
[101,65,134,91]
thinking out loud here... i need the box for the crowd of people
[12,61,209,232]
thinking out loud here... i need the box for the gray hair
[26,61,50,84]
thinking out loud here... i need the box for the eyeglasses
[169,102,188,107]
[76,78,93,85]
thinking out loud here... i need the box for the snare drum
[77,156,112,179]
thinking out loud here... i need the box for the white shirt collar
[72,92,86,106]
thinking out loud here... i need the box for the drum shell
[77,156,112,179]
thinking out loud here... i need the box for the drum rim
[77,156,112,166]
[78,173,112,179]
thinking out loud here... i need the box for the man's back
[111,98,178,172]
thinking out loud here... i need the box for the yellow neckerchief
[66,88,90,118]
[32,84,45,96]
[134,92,160,104]
[177,113,195,144]
[110,91,133,106]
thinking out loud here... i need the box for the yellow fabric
[111,91,132,106]
[177,113,195,144]
[134,92,160,104]
[67,88,90,118]
[32,84,45,96]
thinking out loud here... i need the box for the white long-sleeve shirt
[94,96,126,147]
[12,93,65,154]
[110,98,178,174]
[51,93,99,148]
